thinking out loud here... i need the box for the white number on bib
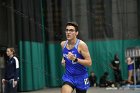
[84,78,89,85]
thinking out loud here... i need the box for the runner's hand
[68,52,76,61]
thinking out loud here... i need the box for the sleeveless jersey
[63,39,87,76]
[128,64,134,70]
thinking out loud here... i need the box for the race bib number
[84,78,89,85]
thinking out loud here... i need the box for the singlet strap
[63,40,68,49]
[75,39,80,49]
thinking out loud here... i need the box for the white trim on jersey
[13,57,19,68]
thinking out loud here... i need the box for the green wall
[88,39,140,82]
[18,39,140,91]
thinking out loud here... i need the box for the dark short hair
[90,71,94,73]
[66,22,79,31]
[104,72,109,76]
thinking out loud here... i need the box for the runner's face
[65,26,78,40]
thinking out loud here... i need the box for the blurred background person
[2,47,19,93]
[88,71,97,87]
[99,72,114,87]
[110,54,122,84]
[126,57,134,84]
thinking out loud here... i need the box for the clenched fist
[67,52,76,61]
